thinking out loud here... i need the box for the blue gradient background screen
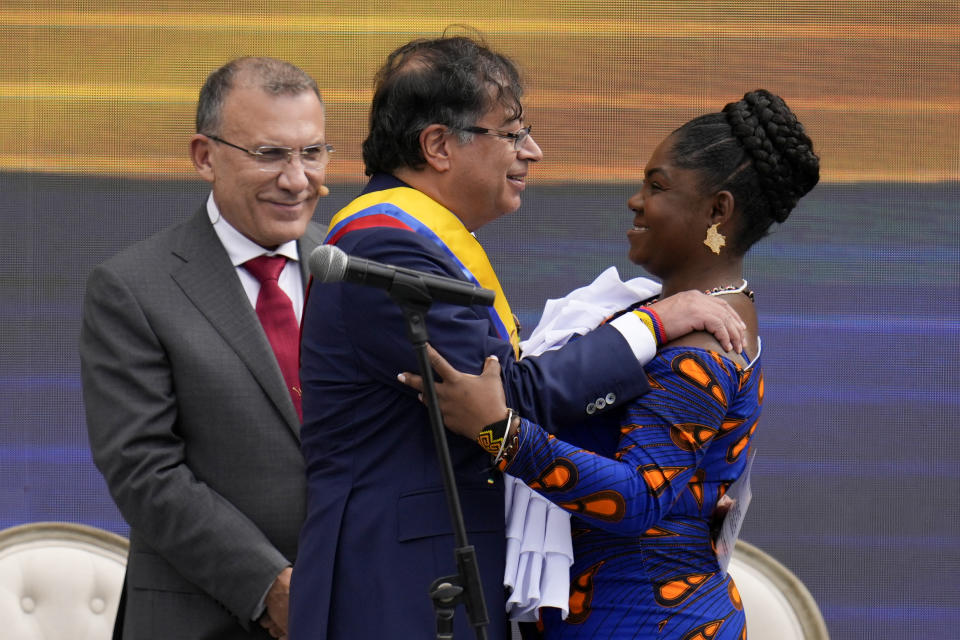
[2,3,959,639]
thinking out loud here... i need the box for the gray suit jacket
[80,206,323,639]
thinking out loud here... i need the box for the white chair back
[0,522,128,640]
[729,539,830,639]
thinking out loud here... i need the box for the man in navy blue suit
[289,36,745,639]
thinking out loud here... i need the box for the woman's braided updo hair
[670,89,820,254]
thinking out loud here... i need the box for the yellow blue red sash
[324,186,520,356]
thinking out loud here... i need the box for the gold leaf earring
[703,223,726,255]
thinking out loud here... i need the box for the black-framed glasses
[206,135,334,172]
[459,125,532,151]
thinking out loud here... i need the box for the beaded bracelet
[476,408,515,457]
[632,306,667,347]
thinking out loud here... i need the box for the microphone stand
[389,279,490,640]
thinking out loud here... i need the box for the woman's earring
[703,223,726,255]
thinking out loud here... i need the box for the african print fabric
[506,345,761,639]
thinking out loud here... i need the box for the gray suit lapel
[169,209,302,437]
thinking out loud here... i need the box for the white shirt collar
[206,193,300,266]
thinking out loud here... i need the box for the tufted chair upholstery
[728,539,830,639]
[0,522,127,640]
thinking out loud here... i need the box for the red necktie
[243,255,302,421]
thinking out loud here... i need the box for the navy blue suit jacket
[290,181,649,639]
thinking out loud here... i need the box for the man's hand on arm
[259,567,292,639]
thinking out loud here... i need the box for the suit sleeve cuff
[251,584,270,621]
[608,312,657,365]
[250,565,291,621]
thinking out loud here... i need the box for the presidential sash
[324,186,520,356]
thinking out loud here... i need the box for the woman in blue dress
[401,89,819,639]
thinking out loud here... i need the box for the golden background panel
[2,2,958,181]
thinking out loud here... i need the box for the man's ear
[190,134,216,183]
[419,124,452,172]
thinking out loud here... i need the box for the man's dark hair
[196,57,321,135]
[362,36,524,175]
[668,89,820,254]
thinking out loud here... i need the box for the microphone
[308,244,496,307]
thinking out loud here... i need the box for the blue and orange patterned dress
[504,345,761,639]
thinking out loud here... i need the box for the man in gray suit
[80,57,330,639]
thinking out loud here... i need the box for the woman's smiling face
[625,133,717,278]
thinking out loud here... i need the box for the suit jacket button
[605,392,616,405]
[595,397,606,410]
[586,402,596,415]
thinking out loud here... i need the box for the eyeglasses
[206,135,334,172]
[459,125,533,151]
